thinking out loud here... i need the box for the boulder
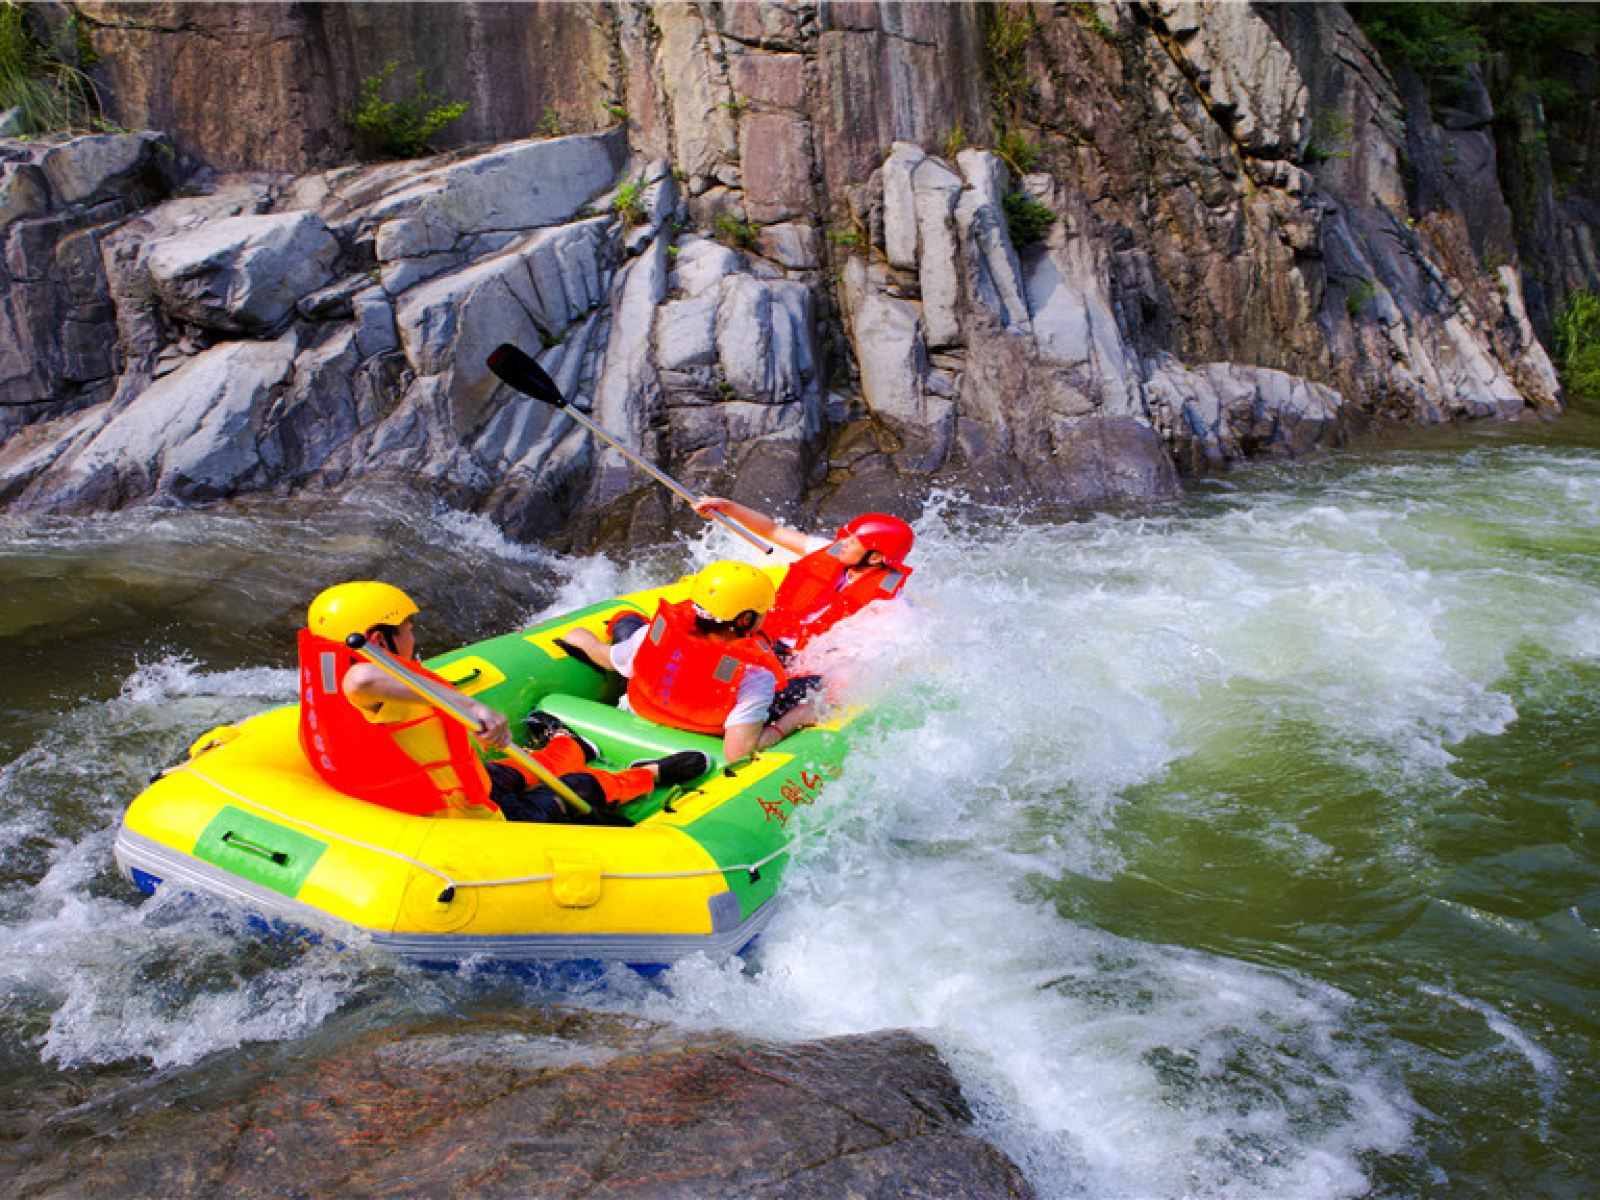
[1050,414,1182,505]
[367,134,626,240]
[845,258,952,473]
[883,141,926,270]
[145,211,340,332]
[955,150,1030,332]
[7,1017,1035,1200]
[911,156,964,349]
[716,275,817,405]
[38,132,168,205]
[22,334,298,508]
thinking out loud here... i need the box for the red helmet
[837,513,914,567]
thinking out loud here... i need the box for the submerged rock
[10,1016,1034,1200]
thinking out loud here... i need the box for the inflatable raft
[113,572,845,966]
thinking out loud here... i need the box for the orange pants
[501,734,654,805]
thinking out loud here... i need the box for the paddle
[485,343,775,555]
[344,632,593,815]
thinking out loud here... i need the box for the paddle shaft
[486,343,773,555]
[563,406,773,554]
[344,634,592,815]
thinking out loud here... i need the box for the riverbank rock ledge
[0,1,1583,544]
[9,1018,1036,1199]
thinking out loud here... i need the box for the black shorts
[608,613,648,643]
[486,762,607,823]
[769,673,823,722]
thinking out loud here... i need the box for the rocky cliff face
[0,2,1586,543]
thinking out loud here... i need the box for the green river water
[0,413,1597,1198]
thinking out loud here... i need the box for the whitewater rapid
[3,436,1598,1198]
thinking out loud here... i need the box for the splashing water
[1,432,1598,1198]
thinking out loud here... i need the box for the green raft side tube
[417,592,850,925]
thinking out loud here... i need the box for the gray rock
[30,334,298,507]
[656,291,720,371]
[145,210,340,332]
[1050,414,1182,505]
[845,257,952,472]
[1025,235,1139,416]
[1144,354,1344,468]
[670,235,741,298]
[367,134,626,238]
[522,217,614,333]
[0,163,50,227]
[1150,1,1308,157]
[38,132,165,205]
[296,274,369,321]
[352,286,399,359]
[374,212,457,262]
[657,6,741,190]
[590,237,669,493]
[756,221,821,270]
[883,141,926,270]
[955,149,1030,331]
[716,275,817,405]
[912,156,964,349]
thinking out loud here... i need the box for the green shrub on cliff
[343,62,468,159]
[1555,290,1600,401]
[1002,191,1055,249]
[0,2,99,134]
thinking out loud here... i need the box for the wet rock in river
[11,1014,1034,1200]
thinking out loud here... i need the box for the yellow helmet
[690,560,775,623]
[306,581,418,642]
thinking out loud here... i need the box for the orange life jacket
[626,599,790,735]
[296,629,495,816]
[761,541,913,649]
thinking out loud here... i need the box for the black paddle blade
[487,343,567,408]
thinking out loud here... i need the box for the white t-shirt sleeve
[609,625,648,679]
[725,666,776,728]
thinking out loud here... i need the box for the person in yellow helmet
[299,582,705,821]
[563,561,823,761]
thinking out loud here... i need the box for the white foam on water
[0,655,370,1070]
[0,821,380,1070]
[116,655,296,707]
[584,451,1600,1198]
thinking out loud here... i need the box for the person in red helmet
[690,498,914,655]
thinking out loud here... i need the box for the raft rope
[166,764,800,900]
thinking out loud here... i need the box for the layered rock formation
[0,1,1585,542]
